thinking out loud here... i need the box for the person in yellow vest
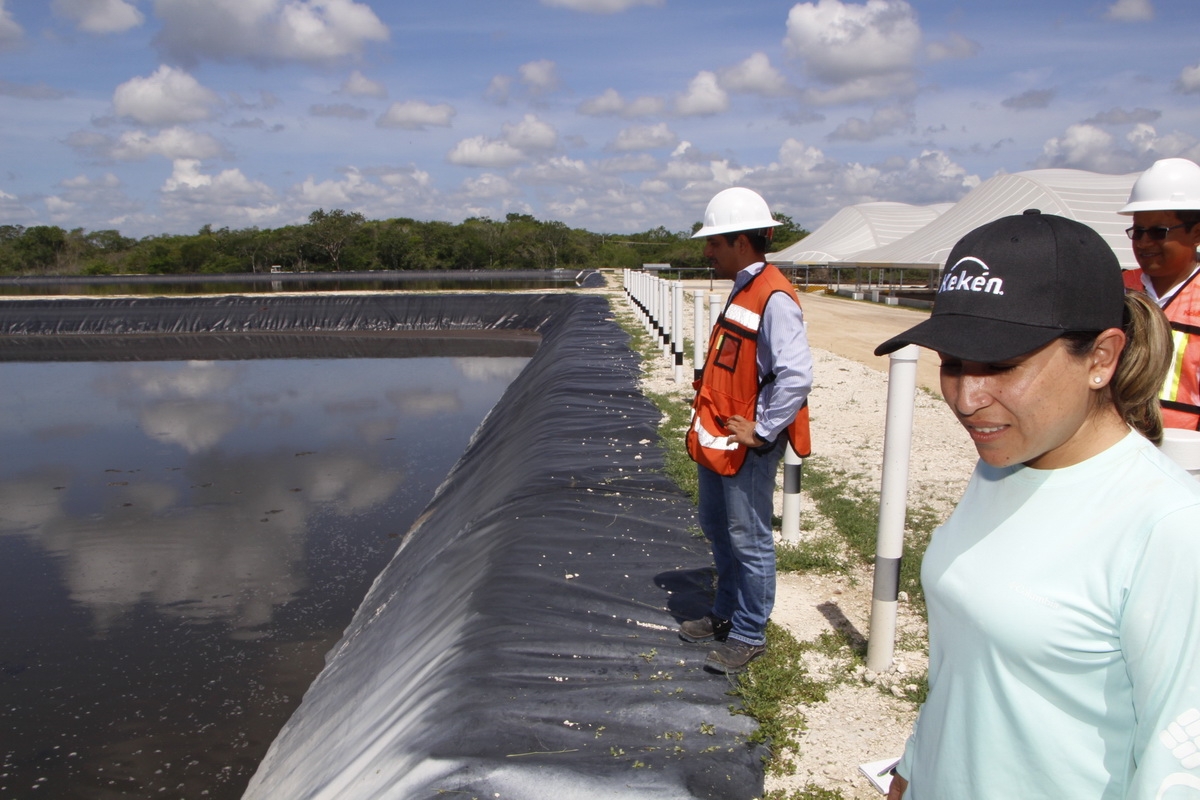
[1119,157,1200,430]
[680,187,814,674]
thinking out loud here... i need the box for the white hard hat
[1119,158,1200,215]
[692,187,781,238]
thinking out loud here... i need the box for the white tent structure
[768,201,953,265]
[842,168,1141,269]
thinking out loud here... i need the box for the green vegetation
[730,621,828,773]
[801,457,938,609]
[0,209,809,277]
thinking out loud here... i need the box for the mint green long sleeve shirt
[898,431,1200,799]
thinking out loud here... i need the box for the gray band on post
[783,462,802,494]
[872,556,902,600]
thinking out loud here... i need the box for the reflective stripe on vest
[1163,328,1189,405]
[723,302,762,333]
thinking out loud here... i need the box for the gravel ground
[605,277,979,798]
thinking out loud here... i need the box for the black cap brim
[873,313,1065,363]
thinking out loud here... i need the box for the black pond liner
[0,293,766,800]
[0,268,607,296]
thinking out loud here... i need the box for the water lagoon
[0,353,528,798]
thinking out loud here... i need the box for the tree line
[0,209,809,277]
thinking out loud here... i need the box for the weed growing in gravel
[730,621,827,776]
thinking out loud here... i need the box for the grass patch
[800,456,936,610]
[730,621,828,776]
[646,389,698,503]
[763,786,849,800]
[775,538,846,574]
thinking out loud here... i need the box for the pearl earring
[1093,376,1103,384]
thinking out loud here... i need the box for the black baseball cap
[874,210,1125,362]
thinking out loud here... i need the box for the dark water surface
[0,355,528,798]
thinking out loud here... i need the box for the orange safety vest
[687,264,812,476]
[1124,268,1200,430]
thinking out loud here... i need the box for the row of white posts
[622,269,806,546]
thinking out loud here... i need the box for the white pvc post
[693,291,705,382]
[660,278,671,359]
[672,281,684,382]
[709,293,721,332]
[780,443,803,544]
[866,344,919,673]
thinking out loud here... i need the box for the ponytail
[1064,292,1173,444]
[1112,291,1173,444]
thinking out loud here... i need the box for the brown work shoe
[704,639,766,674]
[679,614,732,643]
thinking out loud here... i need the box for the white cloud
[608,122,678,152]
[158,160,282,228]
[513,156,589,185]
[674,71,728,116]
[52,172,141,228]
[342,69,386,98]
[539,0,663,12]
[1125,124,1200,163]
[519,59,560,94]
[485,75,512,104]
[828,104,915,141]
[53,0,144,33]
[461,173,515,199]
[579,88,625,116]
[113,65,220,126]
[719,52,790,96]
[784,0,921,102]
[109,127,227,161]
[1103,0,1153,21]
[154,0,388,66]
[503,114,558,152]
[447,136,526,168]
[295,167,384,207]
[1179,64,1200,95]
[376,100,456,130]
[1038,123,1137,172]
[163,159,270,196]
[578,88,663,117]
[0,0,24,50]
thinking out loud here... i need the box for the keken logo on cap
[939,256,1005,296]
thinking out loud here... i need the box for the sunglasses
[1125,224,1184,241]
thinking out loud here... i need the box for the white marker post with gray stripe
[780,443,803,544]
[867,344,919,673]
[672,281,684,382]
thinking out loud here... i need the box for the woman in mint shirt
[875,211,1200,799]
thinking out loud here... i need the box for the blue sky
[0,0,1197,239]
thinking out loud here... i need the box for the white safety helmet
[1119,157,1200,215]
[692,187,781,238]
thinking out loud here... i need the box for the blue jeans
[696,439,784,647]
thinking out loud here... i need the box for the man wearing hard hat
[680,187,814,674]
[1120,157,1200,430]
